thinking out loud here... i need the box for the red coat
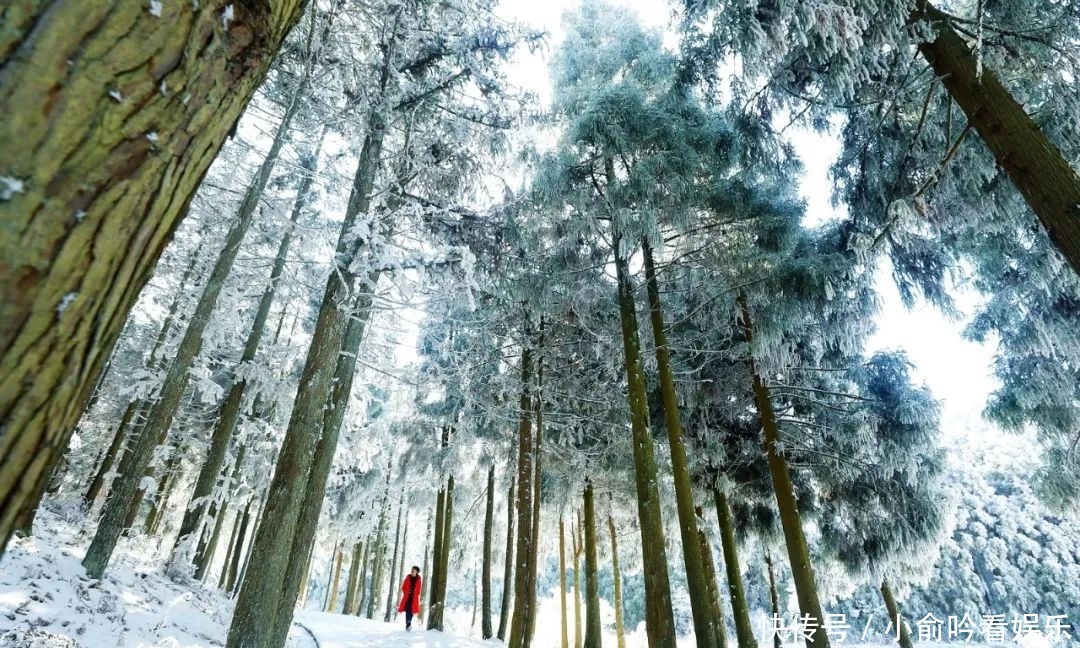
[397,574,422,614]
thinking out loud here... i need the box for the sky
[491,0,1003,444]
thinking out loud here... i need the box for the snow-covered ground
[0,508,495,647]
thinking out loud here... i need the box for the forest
[0,0,1078,647]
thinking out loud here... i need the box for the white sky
[493,0,1003,442]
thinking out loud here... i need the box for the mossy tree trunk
[737,295,829,648]
[497,475,516,640]
[0,0,308,556]
[385,494,405,622]
[560,518,570,648]
[507,346,535,648]
[224,497,254,594]
[764,549,783,648]
[612,231,677,648]
[429,491,446,614]
[482,465,496,639]
[713,488,758,648]
[880,577,914,648]
[573,517,583,648]
[641,238,718,648]
[343,540,363,615]
[326,542,345,613]
[914,1,1080,275]
[582,481,601,648]
[608,514,626,648]
[697,528,728,648]
[525,343,544,645]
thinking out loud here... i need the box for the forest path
[292,611,494,648]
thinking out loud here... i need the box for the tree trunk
[227,77,392,648]
[573,517,583,648]
[434,475,455,626]
[507,347,535,648]
[525,346,544,646]
[219,508,244,589]
[357,539,372,616]
[612,230,677,648]
[225,498,253,594]
[482,465,496,639]
[764,549,783,648]
[642,238,718,648]
[0,0,308,557]
[608,515,626,648]
[366,471,393,622]
[737,295,829,648]
[497,475,516,641]
[268,286,379,643]
[714,488,758,648]
[429,490,446,615]
[83,404,137,510]
[560,518,570,648]
[343,541,363,616]
[385,494,405,622]
[880,577,914,648]
[913,1,1080,275]
[197,501,229,581]
[144,447,183,536]
[326,542,345,613]
[296,542,316,610]
[698,528,728,648]
[172,130,325,569]
[583,481,602,648]
[234,496,266,598]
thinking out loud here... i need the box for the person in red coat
[397,566,422,631]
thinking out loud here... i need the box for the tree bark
[880,577,914,648]
[914,1,1080,275]
[642,238,718,648]
[697,528,728,648]
[583,481,602,648]
[497,475,516,640]
[343,541,363,615]
[357,539,372,615]
[714,488,758,648]
[573,516,583,648]
[218,507,244,589]
[764,549,783,648]
[197,500,229,581]
[225,498,253,594]
[737,294,829,648]
[385,494,405,622]
[482,465,495,639]
[432,474,455,628]
[172,126,326,569]
[525,345,544,646]
[560,518,570,648]
[326,542,345,613]
[612,231,678,648]
[429,490,446,615]
[507,347,535,648]
[608,515,626,648]
[0,0,308,556]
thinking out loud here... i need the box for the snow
[289,611,496,648]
